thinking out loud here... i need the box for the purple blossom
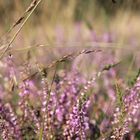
[110,77,140,139]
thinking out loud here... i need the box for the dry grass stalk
[23,49,101,81]
[0,0,42,59]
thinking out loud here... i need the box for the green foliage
[115,83,125,124]
[135,131,140,140]
[128,68,140,87]
[115,83,124,108]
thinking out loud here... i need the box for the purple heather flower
[102,32,113,43]
[110,77,140,139]
[55,25,65,44]
[0,102,21,139]
[41,77,49,133]
[91,31,98,42]
[64,98,90,140]
[18,79,31,118]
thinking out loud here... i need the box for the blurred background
[0,0,139,79]
[0,0,140,48]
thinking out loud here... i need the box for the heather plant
[0,1,140,140]
[0,50,139,140]
[0,55,86,139]
[109,77,140,140]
